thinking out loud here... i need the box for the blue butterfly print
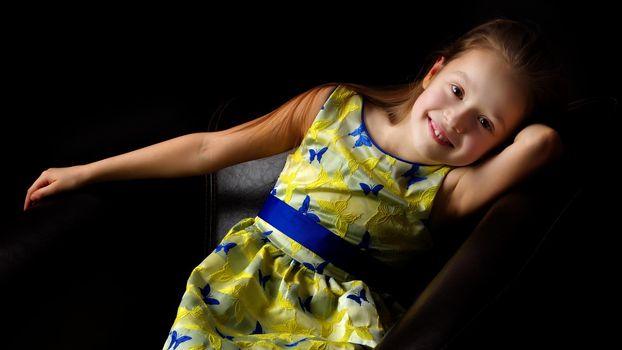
[167,330,192,350]
[261,230,273,243]
[214,242,237,255]
[199,283,220,305]
[298,295,312,313]
[358,231,371,250]
[270,187,277,195]
[303,261,328,274]
[298,195,320,223]
[309,146,328,163]
[347,288,369,306]
[360,183,384,196]
[284,337,309,347]
[257,270,270,289]
[251,321,263,335]
[401,164,426,189]
[215,327,234,341]
[348,124,373,148]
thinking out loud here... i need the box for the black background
[6,2,620,211]
[3,2,621,348]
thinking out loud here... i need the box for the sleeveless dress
[163,85,451,350]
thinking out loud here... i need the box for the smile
[428,117,454,148]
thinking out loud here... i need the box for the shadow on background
[3,2,619,349]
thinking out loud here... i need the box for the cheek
[461,136,490,158]
[417,88,448,109]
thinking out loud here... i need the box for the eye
[450,84,464,99]
[478,116,494,132]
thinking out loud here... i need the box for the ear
[422,56,446,89]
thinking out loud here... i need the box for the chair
[205,95,618,349]
[2,93,615,349]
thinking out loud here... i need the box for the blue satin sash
[257,193,372,275]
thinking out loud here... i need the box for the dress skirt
[162,217,387,350]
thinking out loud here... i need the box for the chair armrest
[375,171,576,349]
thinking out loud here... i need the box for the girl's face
[408,48,528,166]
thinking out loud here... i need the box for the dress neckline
[360,98,432,166]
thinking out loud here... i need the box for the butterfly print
[309,146,328,163]
[347,289,369,306]
[402,164,427,188]
[298,295,312,313]
[167,330,192,350]
[348,124,373,148]
[199,283,220,305]
[303,261,328,274]
[360,183,384,195]
[298,195,320,223]
[251,321,263,334]
[214,242,237,255]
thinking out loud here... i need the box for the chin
[448,157,478,167]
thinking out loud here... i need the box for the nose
[443,107,469,134]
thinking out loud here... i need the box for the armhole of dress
[289,85,343,155]
[325,84,340,104]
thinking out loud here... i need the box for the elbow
[519,125,563,164]
[538,128,563,163]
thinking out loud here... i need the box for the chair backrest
[202,98,294,254]
[214,151,289,242]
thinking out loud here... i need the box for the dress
[163,85,451,350]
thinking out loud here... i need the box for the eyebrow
[453,70,506,131]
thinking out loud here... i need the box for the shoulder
[201,84,339,171]
[295,84,340,139]
[428,166,467,228]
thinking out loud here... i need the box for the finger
[24,197,35,211]
[24,189,35,211]
[30,189,43,202]
[28,175,51,194]
[25,189,34,205]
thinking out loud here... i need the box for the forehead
[443,49,527,130]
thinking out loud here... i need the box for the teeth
[432,121,450,144]
[434,129,447,142]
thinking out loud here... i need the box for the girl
[24,18,564,349]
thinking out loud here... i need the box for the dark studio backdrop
[3,2,620,349]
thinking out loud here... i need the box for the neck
[365,103,425,164]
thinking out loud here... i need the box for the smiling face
[407,48,528,166]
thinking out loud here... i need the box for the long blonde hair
[221,19,565,152]
[338,18,566,130]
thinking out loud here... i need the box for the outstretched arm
[24,84,335,210]
[431,123,562,224]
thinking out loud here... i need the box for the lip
[427,117,454,147]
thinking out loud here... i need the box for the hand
[24,165,91,211]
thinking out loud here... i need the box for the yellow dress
[163,85,451,350]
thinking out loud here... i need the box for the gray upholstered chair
[203,96,618,349]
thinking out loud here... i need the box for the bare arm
[430,123,562,225]
[25,84,336,210]
[85,133,206,184]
